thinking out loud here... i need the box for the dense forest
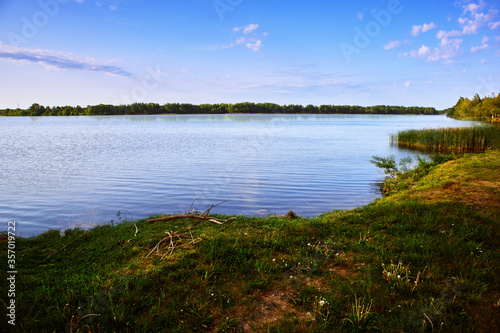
[446,93,500,119]
[0,102,438,116]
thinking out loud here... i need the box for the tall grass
[391,126,500,152]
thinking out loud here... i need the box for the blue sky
[0,0,499,109]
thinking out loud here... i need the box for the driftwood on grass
[145,200,233,259]
[146,200,235,225]
[146,214,235,224]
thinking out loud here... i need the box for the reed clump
[391,126,500,152]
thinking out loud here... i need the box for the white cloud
[471,36,490,52]
[462,0,486,15]
[384,40,401,50]
[401,44,430,59]
[109,5,117,11]
[222,36,247,49]
[411,22,437,36]
[463,2,481,15]
[422,22,437,32]
[428,38,463,61]
[418,44,431,57]
[235,37,245,45]
[436,30,463,39]
[246,40,263,52]
[418,3,498,62]
[233,23,261,35]
[400,38,462,62]
[224,24,266,51]
[396,2,500,64]
[489,21,500,29]
[459,8,498,34]
[410,25,421,36]
[471,44,489,52]
[404,80,411,88]
[357,12,364,20]
[0,42,133,77]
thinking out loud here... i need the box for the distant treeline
[446,93,500,119]
[0,102,438,116]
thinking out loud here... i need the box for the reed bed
[391,126,500,152]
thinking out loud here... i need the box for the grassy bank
[1,151,499,332]
[391,126,500,152]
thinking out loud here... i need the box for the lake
[0,114,478,237]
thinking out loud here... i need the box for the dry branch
[127,224,139,243]
[147,200,233,225]
[146,214,235,224]
[201,200,229,217]
[145,231,202,260]
[145,201,232,259]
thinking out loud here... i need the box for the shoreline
[3,150,499,331]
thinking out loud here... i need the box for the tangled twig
[145,231,202,260]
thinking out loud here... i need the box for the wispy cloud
[397,1,497,63]
[456,0,498,35]
[471,43,489,52]
[223,24,266,52]
[471,35,490,52]
[233,24,260,35]
[0,42,133,78]
[462,0,485,15]
[436,30,463,39]
[400,38,462,62]
[246,39,262,52]
[384,40,401,50]
[400,44,431,59]
[411,22,437,36]
[95,1,121,11]
[489,21,500,29]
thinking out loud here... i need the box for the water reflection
[83,113,438,123]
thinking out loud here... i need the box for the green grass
[391,126,500,152]
[1,151,499,332]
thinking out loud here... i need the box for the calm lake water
[0,114,478,237]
